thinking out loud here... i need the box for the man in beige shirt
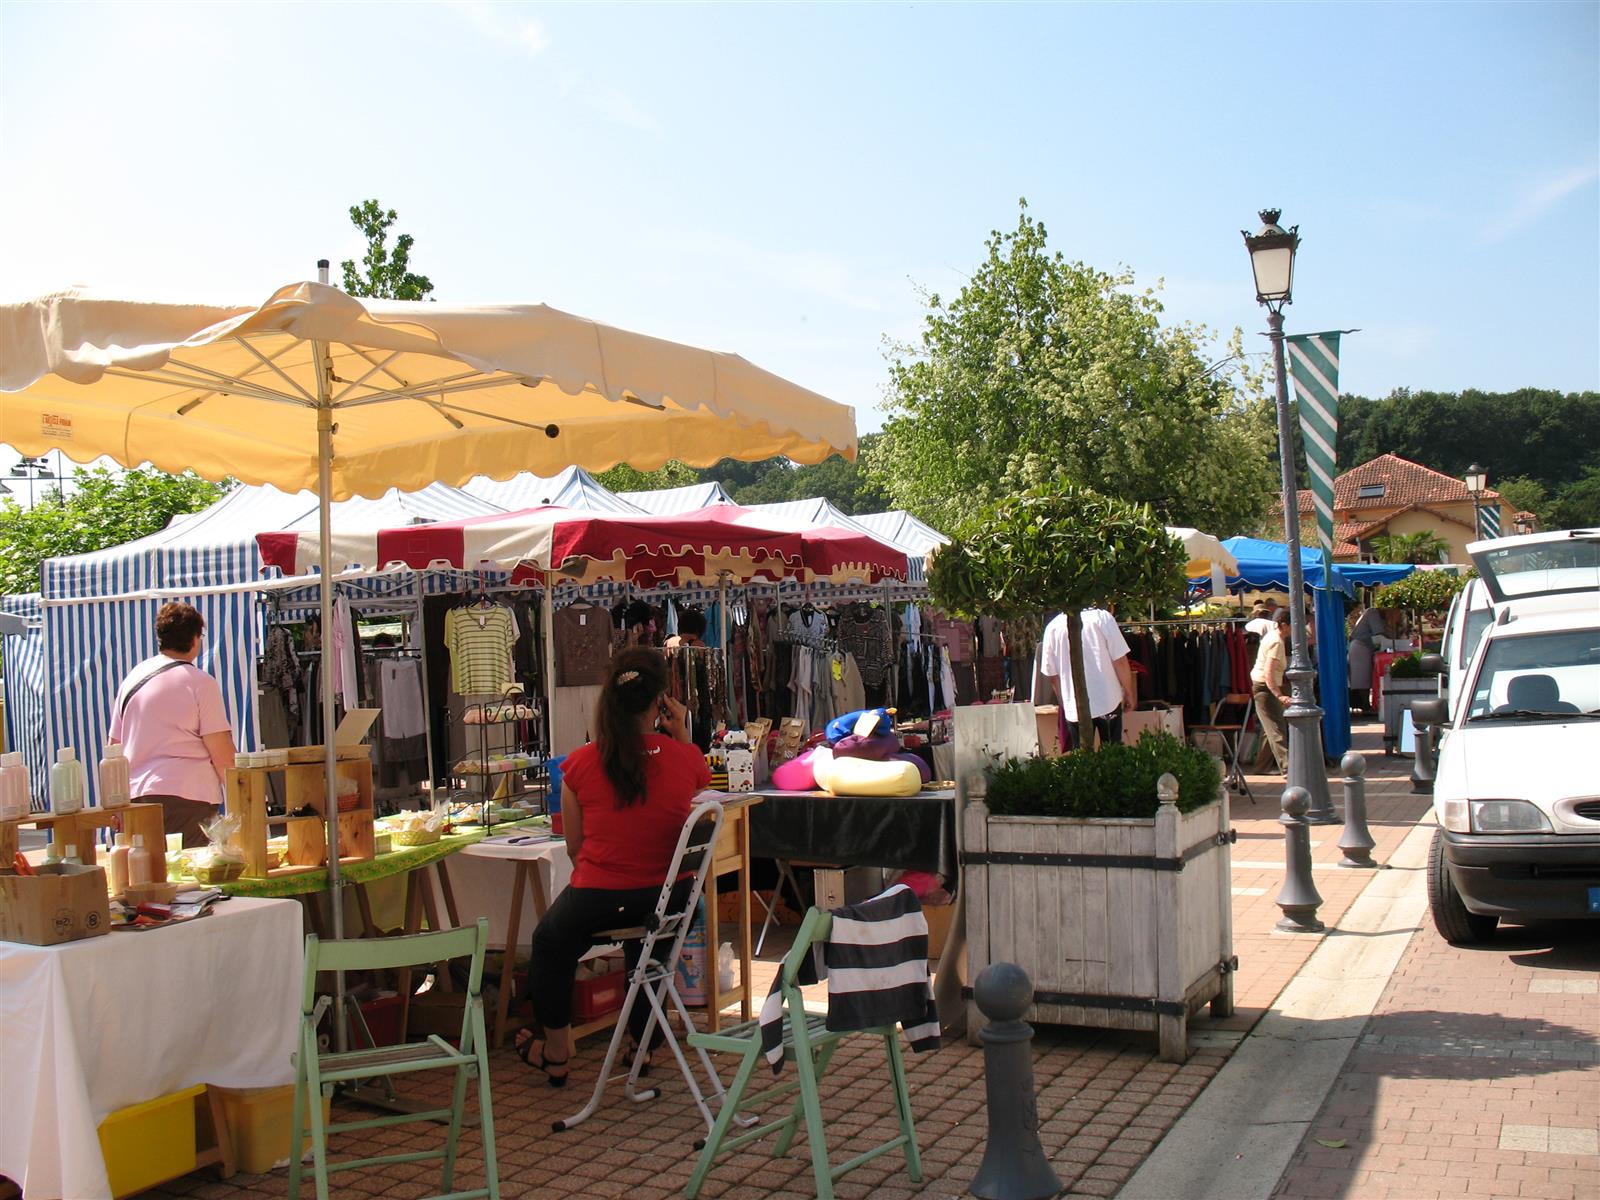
[1251,608,1293,775]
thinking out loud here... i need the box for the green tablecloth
[212,818,548,899]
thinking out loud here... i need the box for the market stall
[1199,537,1415,758]
[0,897,303,1200]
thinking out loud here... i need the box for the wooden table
[459,794,762,1046]
[702,793,760,1032]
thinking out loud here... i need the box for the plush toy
[824,708,893,744]
[891,752,932,785]
[818,754,922,798]
[770,746,823,791]
[831,732,901,761]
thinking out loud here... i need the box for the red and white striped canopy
[256,504,907,587]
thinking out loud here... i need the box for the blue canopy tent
[1199,537,1415,758]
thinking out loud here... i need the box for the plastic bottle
[0,751,30,820]
[43,839,62,867]
[128,834,156,887]
[108,833,132,895]
[61,843,82,866]
[99,743,131,809]
[50,748,86,815]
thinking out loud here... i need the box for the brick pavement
[1272,914,1600,1200]
[122,724,1425,1200]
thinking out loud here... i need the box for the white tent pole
[542,572,558,759]
[312,261,348,1053]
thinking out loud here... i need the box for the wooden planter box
[962,790,1235,1062]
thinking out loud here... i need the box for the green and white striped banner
[1286,332,1343,557]
[1477,504,1501,540]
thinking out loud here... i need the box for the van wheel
[1427,827,1497,944]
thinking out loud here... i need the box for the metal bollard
[1337,751,1379,869]
[1410,720,1436,793]
[1276,786,1325,933]
[969,963,1061,1200]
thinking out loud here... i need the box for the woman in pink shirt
[108,602,236,847]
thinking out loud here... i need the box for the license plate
[1589,887,1600,914]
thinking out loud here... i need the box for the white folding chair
[553,798,730,1135]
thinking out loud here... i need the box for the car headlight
[1469,799,1553,834]
[1440,798,1469,833]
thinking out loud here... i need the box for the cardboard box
[1035,704,1062,757]
[0,863,112,945]
[1122,706,1185,746]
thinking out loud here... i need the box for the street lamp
[1242,210,1337,824]
[1464,462,1494,540]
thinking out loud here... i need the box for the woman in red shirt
[517,647,710,1086]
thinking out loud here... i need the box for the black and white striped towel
[759,883,942,1072]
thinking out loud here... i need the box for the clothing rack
[774,631,839,651]
[1118,617,1249,629]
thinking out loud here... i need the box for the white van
[1436,530,1600,720]
[1423,529,1600,943]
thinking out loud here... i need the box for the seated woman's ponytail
[594,647,671,807]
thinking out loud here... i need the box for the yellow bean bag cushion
[811,748,922,798]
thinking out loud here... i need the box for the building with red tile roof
[1279,453,1523,562]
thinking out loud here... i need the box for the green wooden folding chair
[684,907,922,1200]
[288,917,500,1200]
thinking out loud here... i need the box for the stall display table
[456,793,761,1044]
[0,897,302,1200]
[748,787,957,878]
[442,833,572,1048]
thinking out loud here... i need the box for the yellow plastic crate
[97,1083,203,1198]
[213,1084,331,1175]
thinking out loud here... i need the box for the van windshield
[1465,629,1600,721]
[1471,536,1600,603]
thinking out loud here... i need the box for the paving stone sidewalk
[1271,905,1600,1200]
[132,725,1424,1200]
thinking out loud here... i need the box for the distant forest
[1331,388,1599,528]
[604,389,1600,531]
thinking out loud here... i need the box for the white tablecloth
[0,896,303,1200]
[429,835,573,948]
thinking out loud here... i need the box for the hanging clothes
[332,595,359,712]
[261,624,302,721]
[836,603,894,690]
[445,601,519,695]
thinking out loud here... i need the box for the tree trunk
[1066,609,1096,752]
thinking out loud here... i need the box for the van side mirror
[1419,653,1446,677]
[1412,698,1448,727]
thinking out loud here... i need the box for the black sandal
[514,1026,570,1088]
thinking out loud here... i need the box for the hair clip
[616,670,640,684]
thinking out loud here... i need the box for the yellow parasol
[1,278,857,977]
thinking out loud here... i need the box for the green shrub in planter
[1386,652,1442,679]
[985,730,1221,819]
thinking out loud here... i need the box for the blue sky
[2,0,1596,448]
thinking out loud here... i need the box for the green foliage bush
[1373,570,1471,617]
[984,731,1221,819]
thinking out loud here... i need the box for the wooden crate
[226,753,374,879]
[0,803,167,879]
[962,792,1235,1062]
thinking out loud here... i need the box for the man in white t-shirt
[1039,607,1135,750]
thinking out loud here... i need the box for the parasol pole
[312,260,348,1052]
[542,571,558,760]
[718,571,732,720]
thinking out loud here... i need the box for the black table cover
[747,788,957,879]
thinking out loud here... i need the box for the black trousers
[1061,710,1123,752]
[520,879,690,1044]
